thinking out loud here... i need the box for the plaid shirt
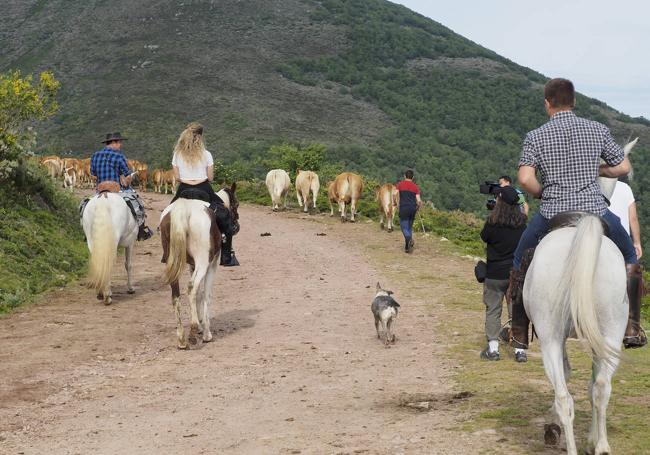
[90,147,131,188]
[519,111,624,218]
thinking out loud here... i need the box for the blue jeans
[513,210,637,269]
[399,207,417,245]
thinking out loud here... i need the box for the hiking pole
[418,210,426,234]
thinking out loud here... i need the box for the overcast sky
[391,0,650,119]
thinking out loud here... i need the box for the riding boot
[624,264,647,349]
[220,234,239,267]
[507,268,529,349]
[138,224,154,241]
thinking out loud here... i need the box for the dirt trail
[0,192,495,454]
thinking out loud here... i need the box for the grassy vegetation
[359,221,650,454]
[0,165,87,314]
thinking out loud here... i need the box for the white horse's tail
[164,200,190,285]
[88,197,116,292]
[557,216,617,360]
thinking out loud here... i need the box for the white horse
[524,138,638,455]
[82,193,138,304]
[160,184,239,349]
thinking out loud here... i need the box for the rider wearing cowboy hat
[90,132,153,241]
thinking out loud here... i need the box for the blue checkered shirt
[519,111,624,218]
[90,147,131,188]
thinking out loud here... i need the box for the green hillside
[2,0,650,217]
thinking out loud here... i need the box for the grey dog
[371,282,400,345]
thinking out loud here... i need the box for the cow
[163,169,176,194]
[152,169,164,193]
[376,183,398,232]
[295,170,320,213]
[63,166,76,191]
[329,172,364,222]
[136,168,148,192]
[327,181,338,216]
[265,169,291,211]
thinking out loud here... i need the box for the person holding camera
[499,175,529,216]
[479,185,526,361]
[394,169,422,253]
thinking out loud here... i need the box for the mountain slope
[2,0,650,215]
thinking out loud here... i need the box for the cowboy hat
[101,132,128,143]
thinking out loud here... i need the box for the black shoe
[406,238,414,253]
[480,347,500,361]
[514,351,528,363]
[138,225,154,241]
[220,250,240,267]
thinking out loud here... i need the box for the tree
[0,70,60,182]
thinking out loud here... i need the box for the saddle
[547,211,610,236]
[177,189,233,237]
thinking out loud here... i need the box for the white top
[172,149,214,181]
[609,181,634,235]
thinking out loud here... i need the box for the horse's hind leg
[187,264,208,346]
[171,281,187,349]
[200,261,218,342]
[587,355,619,455]
[541,340,577,455]
[125,245,135,294]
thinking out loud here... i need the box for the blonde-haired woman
[170,122,221,205]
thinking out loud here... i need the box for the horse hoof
[203,333,213,343]
[127,289,135,294]
[388,228,393,232]
[188,335,198,346]
[177,343,189,350]
[544,423,561,446]
[104,299,112,306]
[96,293,104,300]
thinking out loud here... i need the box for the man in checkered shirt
[507,79,645,359]
[89,132,153,241]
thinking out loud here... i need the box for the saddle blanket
[79,192,146,226]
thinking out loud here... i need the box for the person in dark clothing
[479,185,526,361]
[395,170,422,253]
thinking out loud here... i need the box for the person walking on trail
[498,175,529,217]
[89,132,153,241]
[169,122,238,266]
[608,179,646,348]
[508,78,646,358]
[479,186,526,361]
[394,169,422,253]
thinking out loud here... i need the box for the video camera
[479,181,500,210]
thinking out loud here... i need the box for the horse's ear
[376,282,381,291]
[231,181,237,193]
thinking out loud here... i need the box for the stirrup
[624,326,648,349]
[138,226,154,241]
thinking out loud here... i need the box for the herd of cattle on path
[39,155,401,229]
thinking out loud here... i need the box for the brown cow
[376,184,399,232]
[329,172,364,222]
[163,169,177,194]
[151,169,164,193]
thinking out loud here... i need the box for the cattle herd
[37,156,398,227]
[265,168,398,228]
[37,155,180,194]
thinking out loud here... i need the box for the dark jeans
[399,206,417,245]
[513,210,637,269]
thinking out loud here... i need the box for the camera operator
[499,175,529,217]
[479,186,526,361]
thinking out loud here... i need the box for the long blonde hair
[173,122,205,165]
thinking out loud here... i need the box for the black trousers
[171,180,223,205]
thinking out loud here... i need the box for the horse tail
[559,216,616,360]
[88,196,116,293]
[164,200,190,285]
